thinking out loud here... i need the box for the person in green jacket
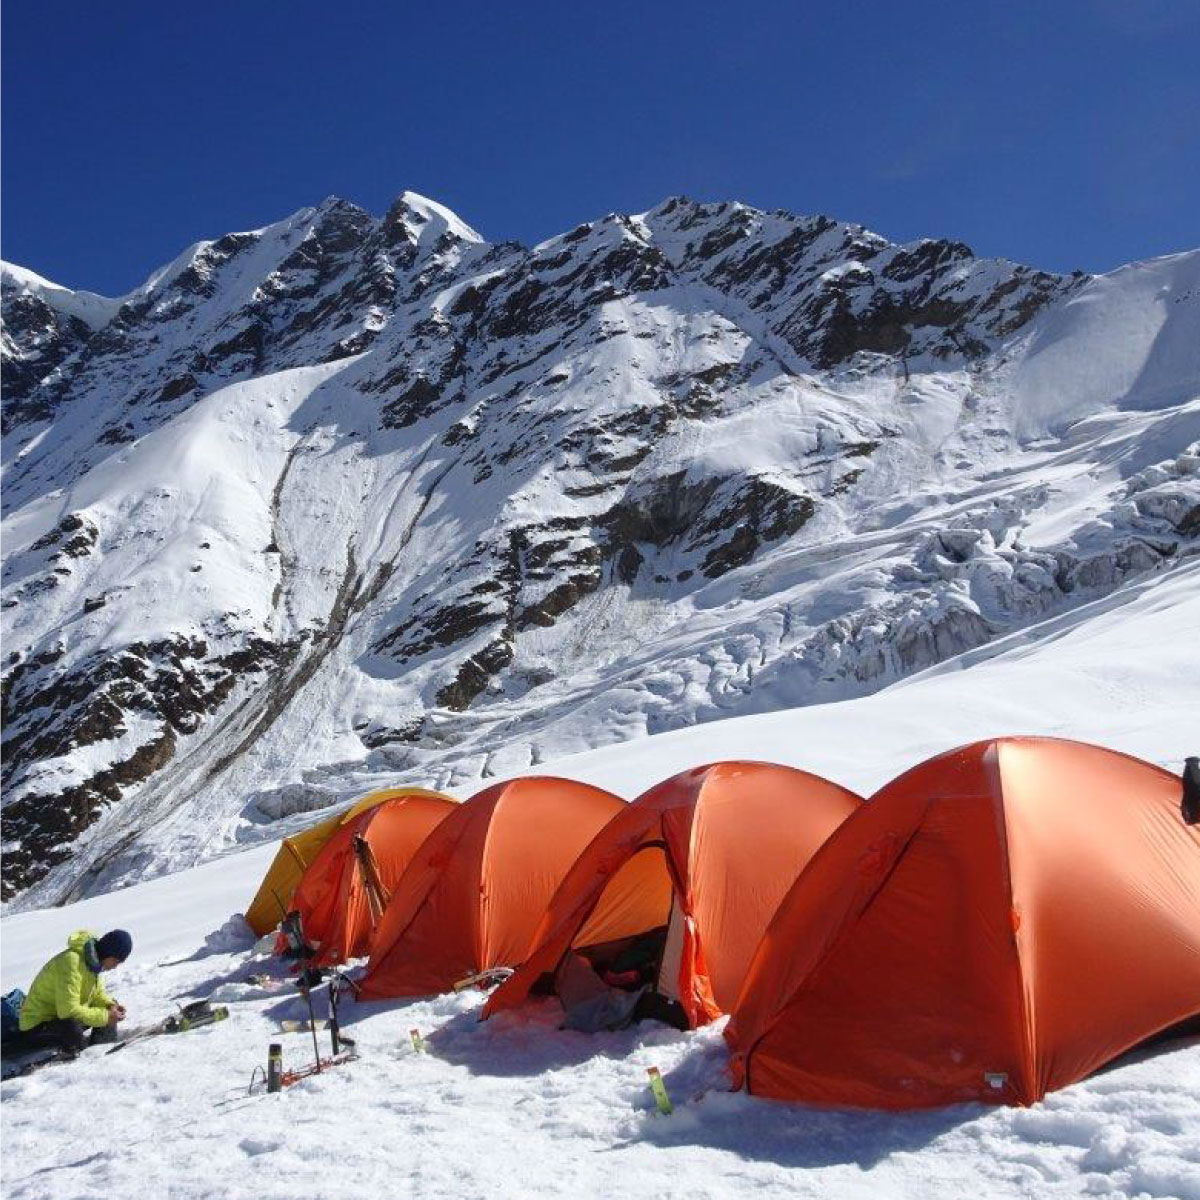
[17,929,132,1054]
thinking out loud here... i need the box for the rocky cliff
[3,192,1197,904]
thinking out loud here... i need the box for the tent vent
[984,1072,1008,1090]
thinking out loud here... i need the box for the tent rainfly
[360,776,626,999]
[484,761,862,1030]
[726,737,1200,1109]
[287,792,458,966]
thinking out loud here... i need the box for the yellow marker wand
[647,1066,673,1115]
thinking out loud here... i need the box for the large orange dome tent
[243,786,453,935]
[360,776,626,999]
[286,792,458,966]
[484,761,862,1030]
[726,737,1200,1109]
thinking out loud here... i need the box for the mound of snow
[1011,250,1200,436]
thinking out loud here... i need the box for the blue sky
[3,0,1197,294]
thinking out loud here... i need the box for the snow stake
[409,1028,425,1053]
[647,1066,673,1115]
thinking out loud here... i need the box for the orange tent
[244,786,452,935]
[726,737,1200,1109]
[287,792,457,966]
[359,776,626,999]
[484,762,862,1029]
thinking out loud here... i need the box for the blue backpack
[1,988,26,1038]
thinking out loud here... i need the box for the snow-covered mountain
[3,191,1198,906]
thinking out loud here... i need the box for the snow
[396,189,486,246]
[2,552,1199,1198]
[2,359,361,656]
[0,261,124,329]
[1010,251,1200,437]
[3,195,1198,914]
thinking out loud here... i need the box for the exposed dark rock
[515,571,602,630]
[380,375,444,429]
[0,634,283,895]
[98,424,135,445]
[602,472,722,547]
[156,373,200,404]
[698,479,816,578]
[29,514,99,559]
[434,638,514,711]
[882,240,974,283]
[208,321,265,368]
[2,727,177,899]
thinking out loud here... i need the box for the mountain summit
[2,193,1197,904]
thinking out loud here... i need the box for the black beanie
[96,929,133,962]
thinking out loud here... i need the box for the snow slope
[2,195,1198,909]
[0,263,124,330]
[2,555,1197,1200]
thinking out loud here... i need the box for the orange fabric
[484,761,862,1028]
[289,793,456,966]
[726,738,1200,1109]
[359,777,626,999]
[574,846,673,947]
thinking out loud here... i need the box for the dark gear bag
[1,989,27,1039]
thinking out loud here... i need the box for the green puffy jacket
[19,930,117,1031]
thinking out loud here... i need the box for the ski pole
[329,977,341,1056]
[299,978,322,1072]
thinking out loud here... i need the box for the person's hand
[114,1004,126,1020]
[107,1005,122,1027]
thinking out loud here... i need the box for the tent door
[656,897,685,1002]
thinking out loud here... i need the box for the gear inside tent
[359,776,626,999]
[483,761,862,1031]
[284,792,458,966]
[243,787,454,936]
[726,737,1200,1110]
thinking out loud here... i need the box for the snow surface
[1009,251,1200,436]
[0,262,124,330]
[2,560,1198,1199]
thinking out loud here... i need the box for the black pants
[16,1019,119,1054]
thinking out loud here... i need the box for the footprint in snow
[238,1137,283,1157]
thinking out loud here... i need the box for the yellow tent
[243,786,456,935]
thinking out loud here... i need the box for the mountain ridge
[3,192,1197,906]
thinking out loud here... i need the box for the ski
[1,1047,74,1081]
[107,1004,230,1054]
